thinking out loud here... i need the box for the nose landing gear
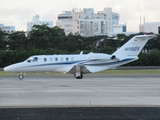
[18,73,24,80]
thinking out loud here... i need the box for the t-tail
[112,35,154,60]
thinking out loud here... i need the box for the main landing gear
[18,73,24,80]
[75,73,83,79]
[75,64,83,79]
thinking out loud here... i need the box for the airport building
[0,24,15,34]
[56,8,126,37]
[27,15,53,35]
[139,22,160,34]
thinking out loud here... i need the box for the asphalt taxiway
[0,74,160,107]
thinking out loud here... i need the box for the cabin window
[60,57,63,61]
[71,57,74,61]
[66,57,69,61]
[44,58,47,62]
[50,58,53,62]
[55,58,58,61]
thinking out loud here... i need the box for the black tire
[76,74,83,79]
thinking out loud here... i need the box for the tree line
[0,24,160,67]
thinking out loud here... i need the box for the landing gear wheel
[18,75,24,80]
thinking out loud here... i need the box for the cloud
[0,5,35,16]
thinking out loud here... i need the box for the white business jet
[4,35,154,80]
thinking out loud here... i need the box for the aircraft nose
[4,65,16,72]
[4,66,10,71]
[4,62,23,72]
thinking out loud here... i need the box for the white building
[113,23,127,33]
[57,11,76,35]
[0,24,15,33]
[27,15,53,34]
[56,8,123,37]
[139,22,160,34]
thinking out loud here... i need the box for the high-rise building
[56,7,125,37]
[27,15,53,35]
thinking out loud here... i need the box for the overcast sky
[0,0,159,32]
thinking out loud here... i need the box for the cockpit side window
[32,57,38,62]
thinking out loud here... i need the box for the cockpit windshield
[27,57,33,63]
[27,57,38,63]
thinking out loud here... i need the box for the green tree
[0,29,7,50]
[148,49,160,66]
[143,35,159,53]
[28,25,66,50]
[8,31,27,50]
[64,34,84,53]
[28,24,52,50]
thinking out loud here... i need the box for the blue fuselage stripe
[23,58,135,68]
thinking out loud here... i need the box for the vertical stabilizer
[112,35,154,60]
